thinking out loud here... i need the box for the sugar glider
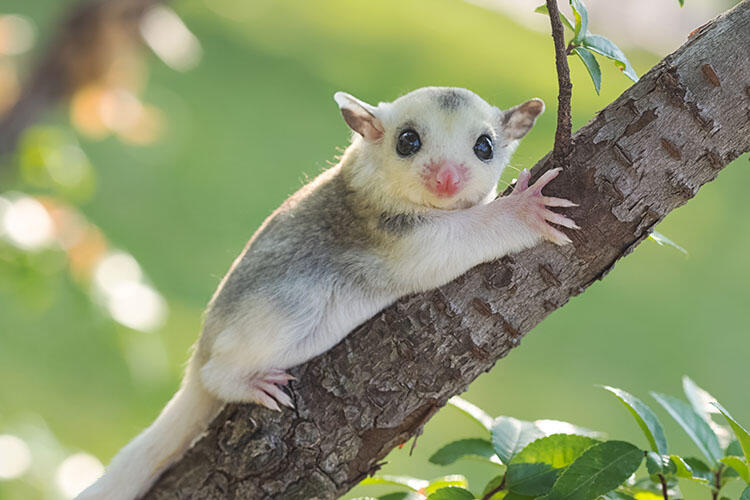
[77,86,577,500]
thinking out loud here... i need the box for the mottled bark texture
[144,3,750,499]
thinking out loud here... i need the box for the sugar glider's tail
[75,358,222,500]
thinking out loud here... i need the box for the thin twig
[481,475,506,500]
[658,473,669,500]
[712,467,722,500]
[545,0,573,165]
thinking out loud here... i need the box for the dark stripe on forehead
[436,89,467,111]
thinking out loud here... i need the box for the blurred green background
[0,0,747,498]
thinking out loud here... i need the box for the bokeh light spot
[70,85,111,139]
[0,14,35,55]
[55,453,103,498]
[2,195,55,250]
[140,6,202,72]
[45,144,90,188]
[107,281,167,332]
[99,88,143,132]
[93,251,143,296]
[0,434,32,480]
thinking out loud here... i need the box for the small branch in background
[658,473,669,500]
[481,475,506,500]
[0,0,165,158]
[545,0,573,165]
[712,467,722,500]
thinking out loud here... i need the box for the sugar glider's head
[335,86,544,210]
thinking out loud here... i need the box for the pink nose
[435,168,460,196]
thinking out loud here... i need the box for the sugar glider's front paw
[510,168,579,245]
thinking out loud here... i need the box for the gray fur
[201,166,400,355]
[378,212,427,234]
[435,89,468,111]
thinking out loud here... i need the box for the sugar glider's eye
[396,129,421,157]
[473,135,493,161]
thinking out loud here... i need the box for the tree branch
[546,0,574,165]
[140,2,750,498]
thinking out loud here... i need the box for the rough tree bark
[136,2,749,498]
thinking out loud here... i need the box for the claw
[253,389,281,411]
[258,381,294,408]
[248,370,296,411]
[543,210,580,229]
[546,225,572,246]
[264,370,296,384]
[543,197,578,208]
[514,169,531,193]
[531,167,561,194]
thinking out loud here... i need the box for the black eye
[396,129,421,157]
[473,134,493,161]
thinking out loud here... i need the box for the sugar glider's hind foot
[200,355,295,410]
[248,370,296,411]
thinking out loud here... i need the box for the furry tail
[76,360,222,500]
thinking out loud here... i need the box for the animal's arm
[387,168,576,292]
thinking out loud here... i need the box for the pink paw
[511,167,578,245]
[249,370,295,411]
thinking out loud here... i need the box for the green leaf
[712,402,750,461]
[378,493,427,500]
[603,386,668,457]
[429,438,499,466]
[425,475,469,496]
[601,491,637,500]
[569,0,588,42]
[534,4,576,32]
[539,441,644,500]
[742,485,750,500]
[649,231,688,255]
[720,456,750,483]
[651,392,723,466]
[448,396,493,431]
[573,47,601,95]
[645,452,667,476]
[425,487,474,500]
[669,454,708,483]
[678,0,685,6]
[534,419,604,439]
[491,417,545,465]
[727,440,744,457]
[580,34,638,83]
[507,434,600,495]
[360,475,429,492]
[682,376,732,446]
[507,462,559,496]
[485,493,533,500]
[627,490,669,499]
[513,434,601,468]
[683,457,714,483]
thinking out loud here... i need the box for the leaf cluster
[535,0,638,94]
[355,377,749,500]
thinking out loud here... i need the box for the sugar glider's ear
[501,98,545,140]
[334,92,385,142]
